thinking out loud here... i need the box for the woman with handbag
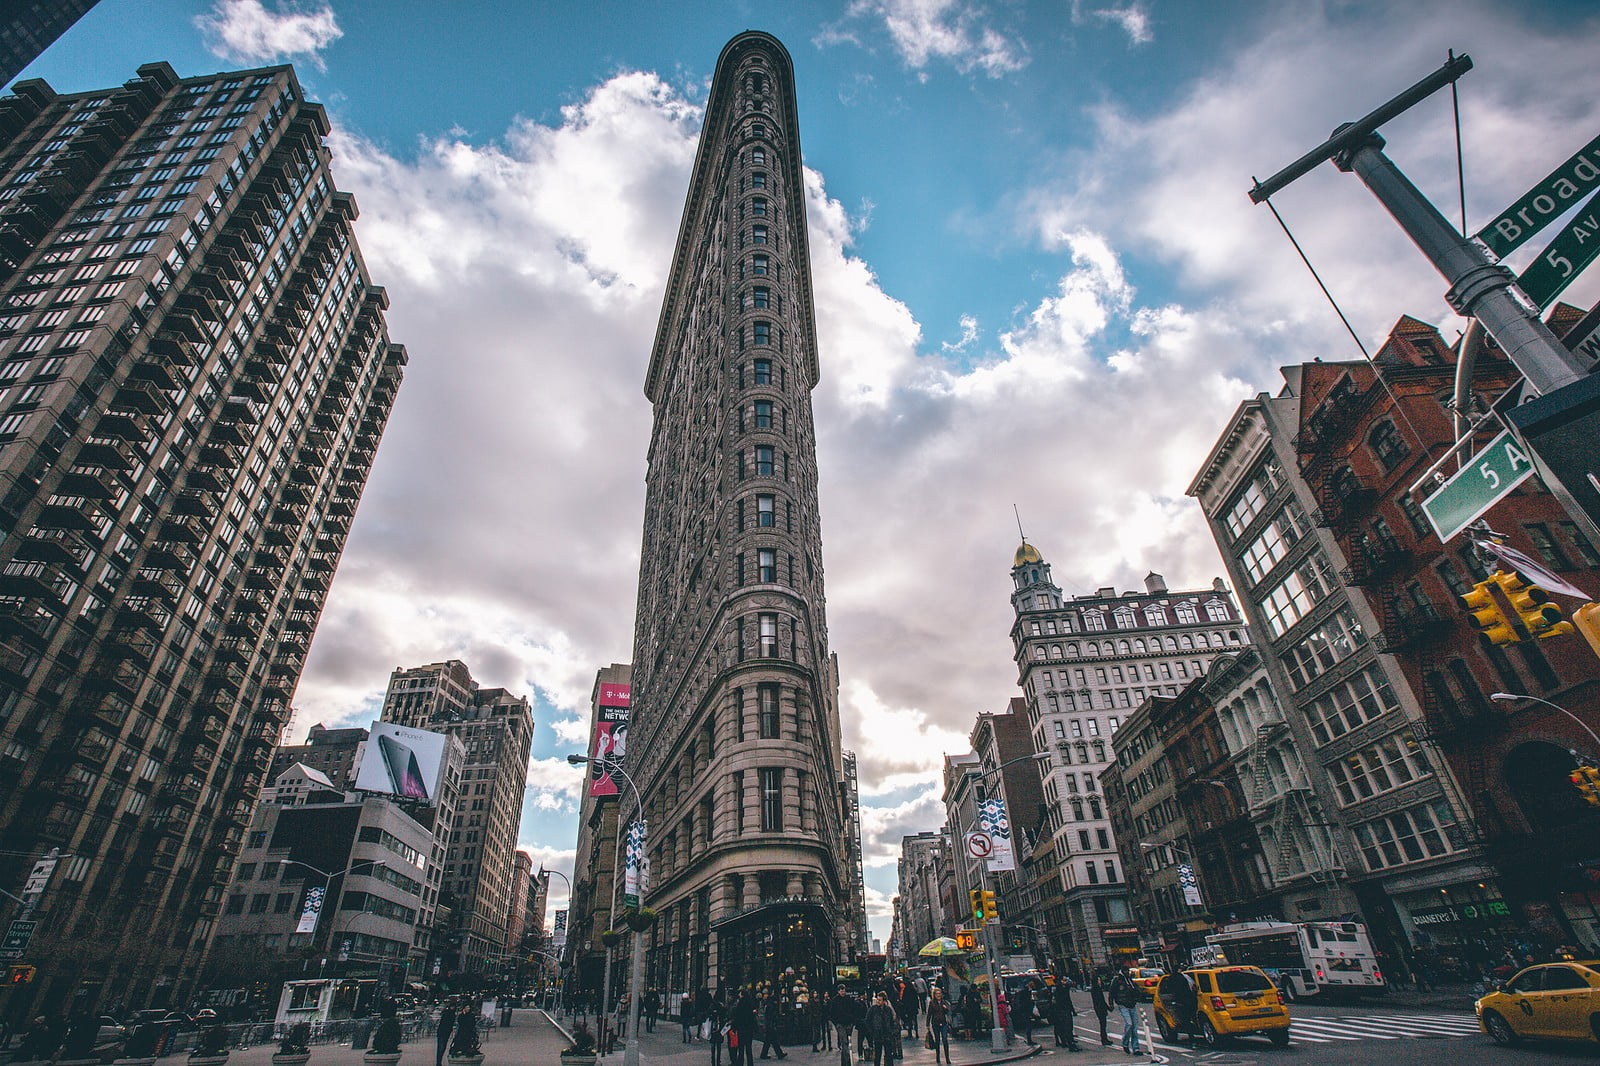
[925,987,951,1064]
[863,992,902,1066]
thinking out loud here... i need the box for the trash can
[500,1006,513,1027]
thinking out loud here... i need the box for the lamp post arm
[1492,692,1600,754]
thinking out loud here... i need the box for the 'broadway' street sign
[1477,131,1600,257]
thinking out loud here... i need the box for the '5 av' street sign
[1517,188,1600,309]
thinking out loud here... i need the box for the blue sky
[20,0,1600,948]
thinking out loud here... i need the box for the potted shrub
[363,1016,403,1066]
[445,1008,481,1066]
[559,1020,597,1065]
[113,1026,160,1066]
[272,1023,311,1066]
[599,928,622,949]
[622,907,658,932]
[187,1024,230,1066]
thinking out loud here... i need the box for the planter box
[362,1053,401,1066]
[271,1055,311,1066]
[188,1056,229,1066]
[559,1054,597,1066]
[446,1055,483,1066]
[112,1058,158,1066]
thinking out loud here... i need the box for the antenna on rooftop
[1013,504,1026,542]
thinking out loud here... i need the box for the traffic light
[969,889,984,923]
[1571,765,1600,807]
[8,965,34,984]
[1497,571,1574,640]
[980,890,998,924]
[1461,577,1518,646]
[1573,603,1600,658]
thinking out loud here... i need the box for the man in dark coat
[1012,979,1038,1046]
[758,991,787,1060]
[732,991,759,1066]
[433,1004,455,1066]
[1089,973,1111,1046]
[1050,979,1079,1050]
[827,987,860,1066]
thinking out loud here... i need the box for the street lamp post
[285,857,383,977]
[972,751,1048,1054]
[569,754,647,1066]
[1490,692,1600,753]
[540,866,573,1013]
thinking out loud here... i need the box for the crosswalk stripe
[1327,1015,1481,1034]
[1293,1020,1398,1038]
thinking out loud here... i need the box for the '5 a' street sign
[1420,430,1536,542]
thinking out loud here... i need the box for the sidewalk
[547,1010,1155,1066]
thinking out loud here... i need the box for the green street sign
[0,918,36,960]
[1517,189,1600,309]
[1477,131,1600,257]
[1420,430,1536,542]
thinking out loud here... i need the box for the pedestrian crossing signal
[955,930,976,950]
[1571,765,1600,807]
[8,965,34,984]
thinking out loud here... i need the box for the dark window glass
[758,684,780,739]
[1369,420,1409,471]
[754,400,773,429]
[752,359,771,385]
[760,767,782,831]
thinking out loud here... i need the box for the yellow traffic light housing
[1497,572,1574,640]
[1574,603,1600,658]
[969,888,984,924]
[1461,578,1518,646]
[1571,766,1600,807]
[980,890,998,924]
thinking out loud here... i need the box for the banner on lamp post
[295,885,326,934]
[977,797,1014,872]
[1179,863,1203,907]
[623,819,648,909]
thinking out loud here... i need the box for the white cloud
[1081,2,1153,45]
[195,0,343,70]
[831,0,1028,77]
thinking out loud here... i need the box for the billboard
[588,684,631,797]
[353,721,448,805]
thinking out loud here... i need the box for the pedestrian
[1051,979,1079,1051]
[863,992,901,1066]
[827,986,859,1066]
[433,1003,455,1066]
[1012,980,1037,1046]
[645,988,661,1034]
[712,1012,727,1066]
[759,990,788,1060]
[897,980,918,1039]
[926,987,951,1064]
[1089,973,1111,1046]
[683,990,697,1044]
[732,990,758,1066]
[996,989,1010,1044]
[1110,969,1141,1055]
[808,986,830,1052]
[449,1005,480,1058]
[961,986,982,1041]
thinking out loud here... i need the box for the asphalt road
[1062,1000,1600,1066]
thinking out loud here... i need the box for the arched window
[1133,639,1146,653]
[1180,635,1194,650]
[1050,644,1062,658]
[1505,742,1593,832]
[1066,643,1079,657]
[1117,640,1130,655]
[1086,642,1099,656]
[1163,637,1178,652]
[1369,419,1410,472]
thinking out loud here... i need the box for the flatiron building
[625,31,858,991]
[0,63,403,1011]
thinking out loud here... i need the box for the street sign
[1420,429,1536,542]
[964,831,993,860]
[1517,188,1600,309]
[955,929,977,951]
[1562,303,1600,369]
[1477,130,1600,257]
[0,919,37,960]
[1506,370,1600,537]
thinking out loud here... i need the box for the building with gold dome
[1008,540,1249,964]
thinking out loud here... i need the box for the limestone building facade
[624,31,857,993]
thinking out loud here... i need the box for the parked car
[1154,965,1290,1048]
[1476,960,1600,1046]
[1127,967,1164,1000]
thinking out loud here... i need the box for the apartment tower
[0,64,402,1013]
[380,660,533,975]
[626,32,853,992]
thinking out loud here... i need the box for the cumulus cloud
[1076,2,1153,45]
[825,0,1028,78]
[195,0,343,70]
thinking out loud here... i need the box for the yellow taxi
[1475,960,1600,1046]
[1154,966,1290,1048]
[1128,966,1164,1000]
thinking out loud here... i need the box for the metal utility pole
[1249,53,1600,544]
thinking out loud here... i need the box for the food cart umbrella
[917,937,965,957]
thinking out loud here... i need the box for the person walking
[711,1011,727,1066]
[1110,970,1141,1055]
[863,992,901,1066]
[1050,979,1079,1051]
[827,987,859,1066]
[758,990,788,1060]
[1012,980,1037,1046]
[925,988,951,1064]
[644,988,661,1034]
[897,980,918,1040]
[683,991,698,1044]
[961,985,982,1042]
[1089,973,1111,1047]
[732,990,759,1066]
[433,1004,455,1066]
[808,986,830,1052]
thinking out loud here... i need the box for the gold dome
[1013,540,1043,567]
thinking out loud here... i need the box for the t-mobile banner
[295,884,325,934]
[977,797,1015,872]
[588,684,631,797]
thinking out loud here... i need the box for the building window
[751,225,768,245]
[1560,521,1600,567]
[752,359,771,385]
[749,197,767,217]
[759,613,778,656]
[1525,523,1572,570]
[755,446,774,477]
[758,548,776,583]
[756,494,775,527]
[1398,493,1432,539]
[751,171,767,188]
[751,286,770,309]
[1368,419,1409,472]
[760,767,782,831]
[751,254,768,276]
[754,400,773,428]
[752,320,771,346]
[758,683,780,739]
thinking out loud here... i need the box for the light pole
[972,751,1048,1054]
[1490,692,1600,753]
[284,857,383,977]
[569,753,647,1066]
[540,866,573,1013]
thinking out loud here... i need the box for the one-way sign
[0,918,37,960]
